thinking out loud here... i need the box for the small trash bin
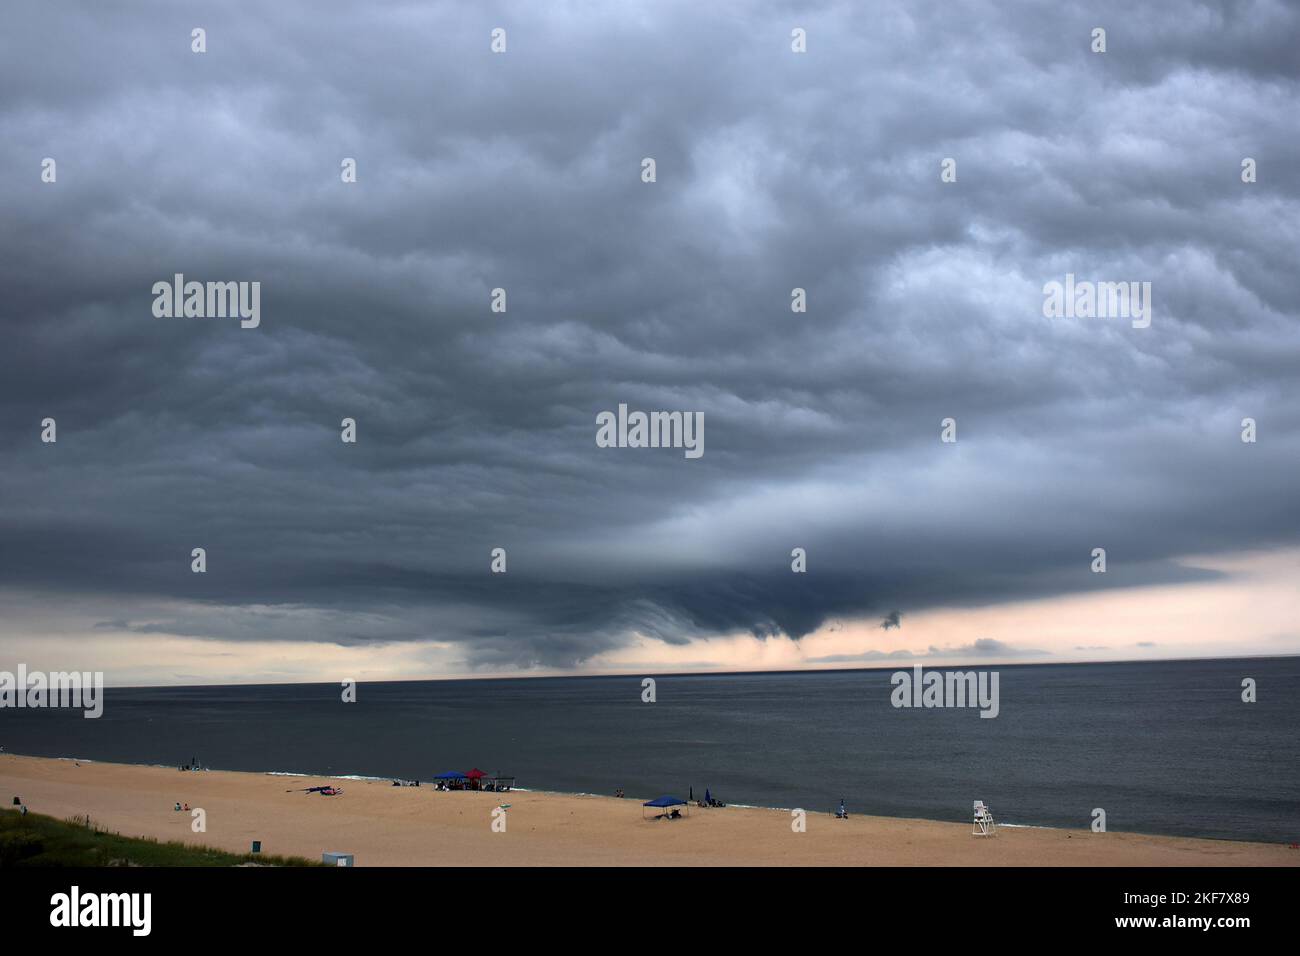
[322,852,354,867]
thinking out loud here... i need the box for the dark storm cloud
[1,1,1297,669]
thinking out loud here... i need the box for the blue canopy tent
[433,771,467,790]
[642,795,689,820]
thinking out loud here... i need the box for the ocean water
[3,657,1298,843]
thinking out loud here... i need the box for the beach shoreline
[1,753,1294,866]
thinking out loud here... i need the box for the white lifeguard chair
[972,800,997,837]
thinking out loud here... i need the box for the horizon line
[73,651,1300,692]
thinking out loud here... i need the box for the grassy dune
[0,808,321,867]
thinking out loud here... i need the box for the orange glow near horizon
[0,548,1295,687]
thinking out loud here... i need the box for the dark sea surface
[3,657,1298,843]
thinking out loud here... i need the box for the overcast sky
[1,1,1297,684]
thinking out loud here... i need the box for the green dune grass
[0,808,321,867]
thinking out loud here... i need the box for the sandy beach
[1,753,1293,866]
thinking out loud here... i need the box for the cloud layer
[1,1,1297,672]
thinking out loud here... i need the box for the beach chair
[972,800,996,837]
